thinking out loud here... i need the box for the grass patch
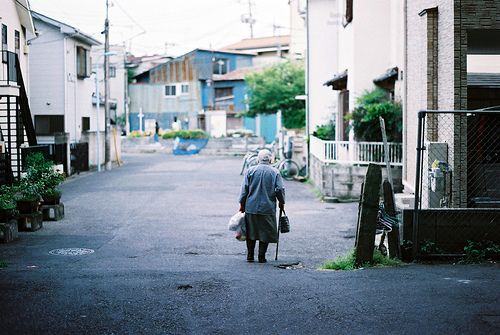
[0,260,7,268]
[321,249,401,270]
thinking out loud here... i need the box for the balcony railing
[1,50,18,85]
[310,135,403,166]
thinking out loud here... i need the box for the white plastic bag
[228,212,245,231]
[228,212,246,241]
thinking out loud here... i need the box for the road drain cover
[49,248,95,256]
[275,262,304,270]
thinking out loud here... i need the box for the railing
[310,135,403,166]
[1,50,18,85]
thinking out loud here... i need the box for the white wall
[29,17,98,143]
[307,0,339,134]
[29,20,65,117]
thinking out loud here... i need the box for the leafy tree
[313,122,336,140]
[347,88,402,142]
[245,62,305,129]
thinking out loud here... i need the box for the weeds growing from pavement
[0,260,7,268]
[321,249,401,270]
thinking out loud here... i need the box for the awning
[324,70,347,90]
[373,67,398,89]
[468,73,500,88]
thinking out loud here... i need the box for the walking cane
[275,209,282,261]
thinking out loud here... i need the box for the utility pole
[241,0,255,38]
[104,0,111,170]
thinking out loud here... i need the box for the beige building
[222,35,290,67]
[404,0,500,208]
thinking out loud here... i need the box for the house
[289,0,307,60]
[403,0,500,209]
[91,44,127,132]
[0,0,37,183]
[128,49,254,135]
[222,35,290,66]
[306,0,404,199]
[311,0,404,141]
[29,11,101,173]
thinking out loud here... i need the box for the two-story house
[0,0,37,183]
[29,11,101,173]
[129,49,254,135]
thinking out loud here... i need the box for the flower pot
[16,199,40,214]
[42,193,61,206]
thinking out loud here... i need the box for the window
[76,46,91,78]
[14,30,20,55]
[82,117,90,132]
[181,84,189,94]
[34,115,65,135]
[165,85,176,96]
[2,24,7,62]
[213,58,228,75]
[109,66,116,78]
[345,0,353,25]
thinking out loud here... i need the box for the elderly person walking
[239,150,285,263]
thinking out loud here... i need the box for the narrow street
[0,154,498,334]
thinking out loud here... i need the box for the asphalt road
[0,154,498,335]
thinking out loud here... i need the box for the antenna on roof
[240,0,255,38]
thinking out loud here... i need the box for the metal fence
[310,135,403,166]
[413,110,500,257]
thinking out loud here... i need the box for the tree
[348,88,402,142]
[245,62,305,129]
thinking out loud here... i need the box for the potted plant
[41,188,62,205]
[0,185,17,222]
[23,153,64,205]
[162,129,209,155]
[15,180,42,214]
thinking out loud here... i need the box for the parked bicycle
[240,137,301,181]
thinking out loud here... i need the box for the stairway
[0,51,37,183]
[0,95,28,179]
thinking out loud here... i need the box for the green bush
[321,249,401,270]
[347,88,402,142]
[15,179,43,202]
[462,240,500,263]
[0,185,17,215]
[162,129,208,140]
[313,123,336,140]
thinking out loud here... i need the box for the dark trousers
[246,239,269,258]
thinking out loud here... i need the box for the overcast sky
[29,0,290,56]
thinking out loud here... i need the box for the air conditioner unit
[23,44,29,55]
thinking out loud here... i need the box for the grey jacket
[239,163,285,215]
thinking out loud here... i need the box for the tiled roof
[223,35,290,51]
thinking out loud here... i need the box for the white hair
[257,149,272,164]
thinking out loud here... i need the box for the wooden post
[355,163,381,266]
[383,180,400,259]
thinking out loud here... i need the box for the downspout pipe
[305,0,310,178]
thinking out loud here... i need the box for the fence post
[412,111,425,258]
[355,163,382,266]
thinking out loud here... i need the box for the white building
[29,12,101,144]
[307,0,404,141]
[91,44,127,133]
[0,0,36,180]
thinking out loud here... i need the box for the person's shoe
[258,257,267,263]
[247,254,255,262]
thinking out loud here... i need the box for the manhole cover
[275,262,304,270]
[49,248,95,256]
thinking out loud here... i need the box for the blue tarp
[172,138,208,155]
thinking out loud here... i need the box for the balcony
[0,51,20,96]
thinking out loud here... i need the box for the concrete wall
[82,128,121,167]
[310,154,403,200]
